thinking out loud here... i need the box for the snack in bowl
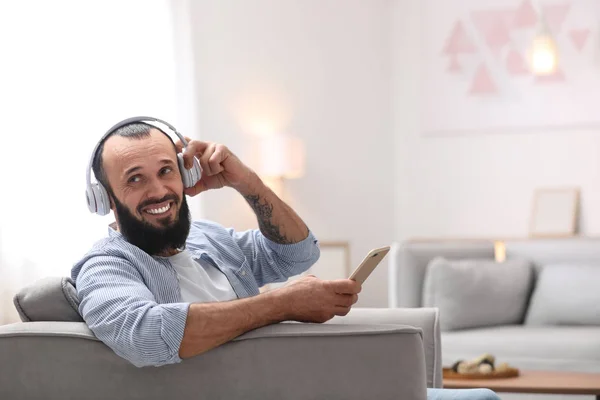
[443,353,519,380]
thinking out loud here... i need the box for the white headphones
[85,116,202,216]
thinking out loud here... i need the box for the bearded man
[72,117,360,368]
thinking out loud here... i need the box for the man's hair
[92,123,174,192]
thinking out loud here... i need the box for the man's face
[102,128,190,254]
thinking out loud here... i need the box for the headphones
[85,116,202,216]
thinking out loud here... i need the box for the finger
[174,136,194,154]
[334,306,351,317]
[208,145,226,175]
[351,294,359,305]
[175,140,184,154]
[184,178,209,197]
[330,279,362,295]
[335,294,354,308]
[183,140,210,169]
[200,144,217,175]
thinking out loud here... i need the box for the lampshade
[529,34,559,75]
[529,1,559,76]
[258,134,305,179]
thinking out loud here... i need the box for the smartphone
[348,246,391,285]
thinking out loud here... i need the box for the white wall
[392,0,600,242]
[186,0,395,307]
[183,0,600,307]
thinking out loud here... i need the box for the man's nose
[146,177,170,199]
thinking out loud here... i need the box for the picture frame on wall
[306,241,351,281]
[530,187,580,238]
[420,0,600,136]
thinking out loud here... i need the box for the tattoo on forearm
[244,194,293,244]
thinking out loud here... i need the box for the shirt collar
[107,222,122,238]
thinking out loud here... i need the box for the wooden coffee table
[443,370,600,399]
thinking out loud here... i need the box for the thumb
[184,179,209,197]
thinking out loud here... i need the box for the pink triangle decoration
[469,64,497,95]
[543,3,571,34]
[506,49,529,75]
[535,68,566,84]
[443,20,477,55]
[472,10,512,55]
[569,29,590,51]
[498,10,516,29]
[513,0,538,29]
[447,54,462,73]
[489,21,511,53]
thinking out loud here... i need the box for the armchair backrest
[388,238,600,308]
[388,241,493,308]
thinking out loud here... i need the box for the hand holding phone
[348,246,390,285]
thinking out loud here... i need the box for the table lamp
[258,134,305,197]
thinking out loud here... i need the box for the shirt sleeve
[227,228,321,286]
[75,255,190,368]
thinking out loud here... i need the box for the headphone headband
[86,116,189,188]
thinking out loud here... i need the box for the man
[72,119,500,400]
[71,120,361,368]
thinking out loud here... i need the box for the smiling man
[71,119,361,368]
[69,118,501,400]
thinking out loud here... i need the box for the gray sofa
[0,277,442,400]
[388,238,600,377]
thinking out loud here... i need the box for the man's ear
[104,186,116,210]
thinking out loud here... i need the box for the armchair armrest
[0,321,427,400]
[329,307,442,388]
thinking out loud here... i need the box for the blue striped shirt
[71,220,320,367]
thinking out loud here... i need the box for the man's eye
[161,167,173,175]
[128,175,141,184]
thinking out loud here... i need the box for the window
[0,0,182,323]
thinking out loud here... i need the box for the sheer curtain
[0,0,193,324]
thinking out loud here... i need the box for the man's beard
[112,193,191,256]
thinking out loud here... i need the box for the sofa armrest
[329,307,442,388]
[0,321,427,400]
[0,320,97,339]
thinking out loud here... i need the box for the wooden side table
[443,370,600,399]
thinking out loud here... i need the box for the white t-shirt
[169,250,238,303]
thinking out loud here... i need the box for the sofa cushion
[422,257,533,331]
[13,276,83,322]
[442,325,600,373]
[525,264,600,326]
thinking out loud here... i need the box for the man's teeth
[146,203,171,214]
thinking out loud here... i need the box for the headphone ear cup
[190,157,202,186]
[178,153,202,188]
[86,186,97,214]
[91,183,111,216]
[97,183,111,216]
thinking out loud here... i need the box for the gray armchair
[0,277,442,400]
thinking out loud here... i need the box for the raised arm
[175,138,310,244]
[176,138,318,284]
[239,175,308,243]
